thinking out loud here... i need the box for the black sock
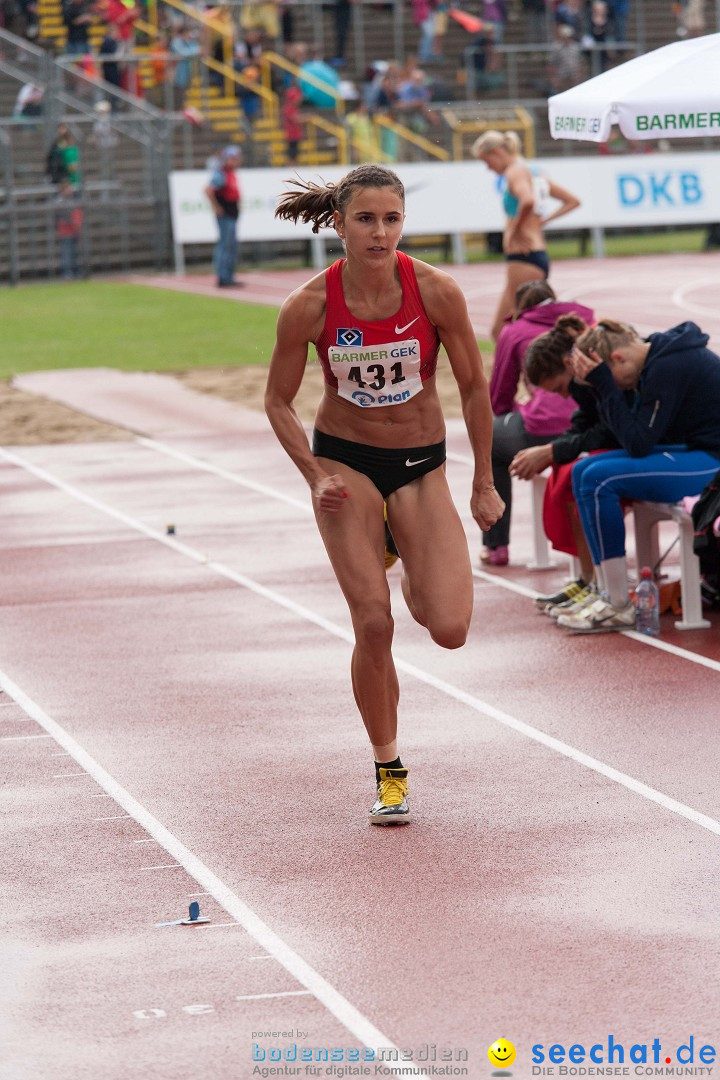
[375,756,403,784]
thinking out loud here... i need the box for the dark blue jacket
[585,321,720,458]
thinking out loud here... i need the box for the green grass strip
[0,281,281,378]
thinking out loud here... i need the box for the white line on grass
[0,667,431,1078]
[2,447,719,836]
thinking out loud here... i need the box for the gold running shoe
[369,767,411,825]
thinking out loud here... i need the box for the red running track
[2,358,720,1079]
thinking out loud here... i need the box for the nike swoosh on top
[394,316,420,335]
[406,456,433,467]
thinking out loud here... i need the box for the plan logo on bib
[336,328,363,347]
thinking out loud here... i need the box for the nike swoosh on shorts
[406,456,433,467]
[394,316,420,335]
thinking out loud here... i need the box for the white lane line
[90,793,114,798]
[0,669,432,1078]
[671,278,720,320]
[3,449,720,835]
[236,991,312,1001]
[133,838,159,843]
[0,733,52,741]
[52,772,90,778]
[140,864,183,871]
[137,437,313,516]
[94,815,132,821]
[136,439,720,668]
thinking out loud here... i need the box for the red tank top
[314,251,440,409]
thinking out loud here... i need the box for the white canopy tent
[548,32,720,143]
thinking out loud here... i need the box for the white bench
[527,475,710,630]
[528,472,580,577]
[632,501,710,631]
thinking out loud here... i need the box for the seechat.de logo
[488,1038,516,1072]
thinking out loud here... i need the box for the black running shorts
[312,429,446,499]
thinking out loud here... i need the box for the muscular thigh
[386,467,473,621]
[313,456,390,616]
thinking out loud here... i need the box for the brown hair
[524,313,588,385]
[514,280,556,316]
[274,165,405,234]
[575,318,639,363]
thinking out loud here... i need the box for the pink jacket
[490,299,595,436]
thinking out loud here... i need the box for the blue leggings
[572,447,720,565]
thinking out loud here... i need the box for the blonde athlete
[265,165,503,824]
[472,130,580,342]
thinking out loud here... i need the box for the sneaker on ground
[480,545,509,567]
[557,596,635,632]
[369,767,411,824]
[534,578,587,611]
[547,584,596,619]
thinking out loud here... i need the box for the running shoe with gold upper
[369,767,411,824]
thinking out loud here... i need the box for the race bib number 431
[327,338,423,408]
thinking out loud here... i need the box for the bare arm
[264,283,349,513]
[418,264,504,531]
[540,178,580,228]
[204,183,223,215]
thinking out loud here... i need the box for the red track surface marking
[4,255,720,1077]
[2,372,720,1078]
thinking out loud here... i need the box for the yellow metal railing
[204,57,278,122]
[373,114,450,162]
[441,105,535,161]
[261,51,345,117]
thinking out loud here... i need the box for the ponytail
[524,313,589,385]
[275,165,405,234]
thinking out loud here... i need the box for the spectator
[555,0,584,39]
[148,31,170,108]
[299,48,341,108]
[16,0,38,39]
[239,0,280,46]
[55,180,83,279]
[281,78,304,163]
[481,0,508,71]
[582,0,615,75]
[549,22,584,92]
[557,318,720,632]
[170,24,201,111]
[99,22,123,98]
[331,0,354,65]
[395,67,438,136]
[13,80,44,120]
[204,145,243,288]
[522,0,550,42]
[479,281,592,567]
[606,0,631,41]
[409,0,438,65]
[675,0,705,37]
[46,124,80,187]
[346,100,381,162]
[62,0,94,56]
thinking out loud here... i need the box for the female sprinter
[264,165,504,825]
[471,130,580,341]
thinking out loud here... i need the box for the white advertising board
[169,152,720,249]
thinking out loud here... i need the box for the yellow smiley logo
[488,1039,516,1069]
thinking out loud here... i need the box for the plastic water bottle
[634,567,660,636]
